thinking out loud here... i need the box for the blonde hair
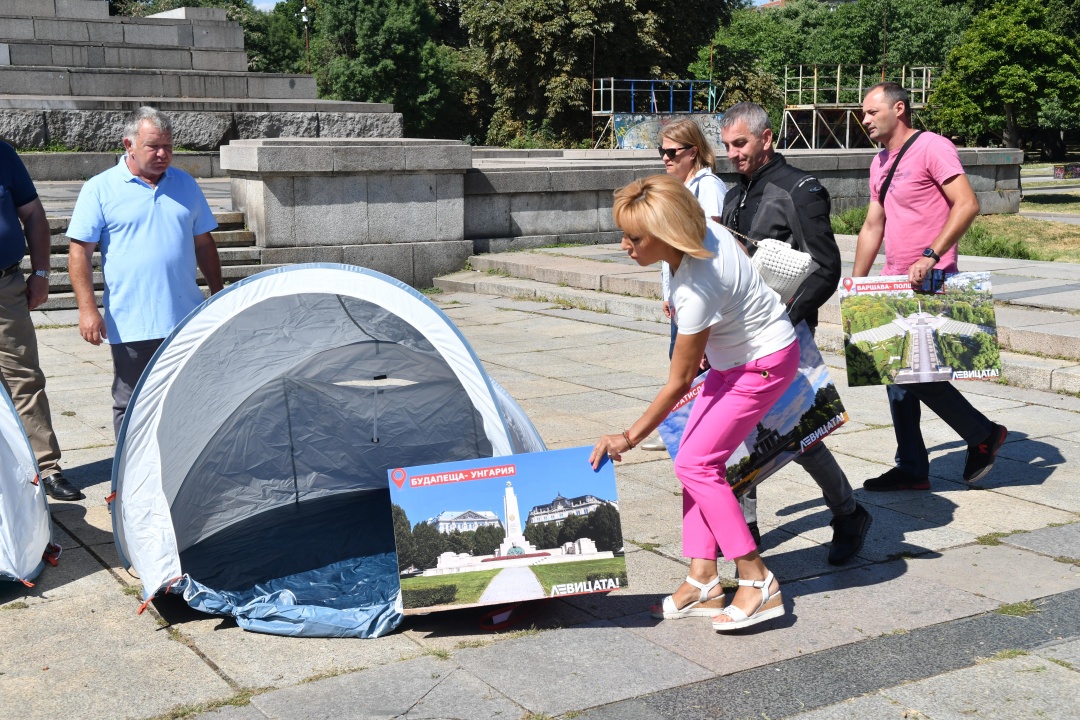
[659,118,716,174]
[612,175,714,260]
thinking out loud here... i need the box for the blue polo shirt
[0,141,39,269]
[67,156,217,344]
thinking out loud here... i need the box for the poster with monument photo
[388,447,627,614]
[839,272,1001,387]
[657,322,848,497]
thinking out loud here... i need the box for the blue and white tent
[0,384,53,586]
[111,264,545,638]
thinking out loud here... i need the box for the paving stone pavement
[1,289,1078,720]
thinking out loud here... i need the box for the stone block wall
[222,138,470,287]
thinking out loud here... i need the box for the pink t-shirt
[869,131,963,276]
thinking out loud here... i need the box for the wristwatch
[32,270,50,281]
[922,248,940,264]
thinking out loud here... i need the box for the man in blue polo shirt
[67,107,223,437]
[0,142,82,500]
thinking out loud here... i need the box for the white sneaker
[640,435,667,451]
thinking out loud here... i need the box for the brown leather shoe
[43,472,84,501]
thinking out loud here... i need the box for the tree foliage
[459,0,736,145]
[929,0,1080,150]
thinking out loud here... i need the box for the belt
[0,263,20,279]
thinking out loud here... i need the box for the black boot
[828,503,871,565]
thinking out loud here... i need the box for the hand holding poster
[657,322,848,497]
[839,272,1001,387]
[388,447,627,614]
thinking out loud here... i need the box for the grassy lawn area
[963,215,1080,263]
[1024,179,1080,188]
[399,568,501,608]
[1021,193,1080,215]
[530,557,628,594]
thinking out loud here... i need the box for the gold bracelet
[622,430,635,449]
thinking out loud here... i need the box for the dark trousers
[887,381,993,476]
[668,315,677,360]
[110,338,163,439]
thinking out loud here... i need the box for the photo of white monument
[388,448,627,613]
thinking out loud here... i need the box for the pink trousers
[674,340,801,561]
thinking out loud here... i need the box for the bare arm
[907,174,979,284]
[16,198,51,310]
[194,232,223,295]
[68,240,104,345]
[853,200,885,277]
[590,327,709,468]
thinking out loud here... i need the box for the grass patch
[964,214,1080,262]
[632,541,661,553]
[1024,179,1080,188]
[990,649,1031,661]
[419,286,443,295]
[423,648,452,660]
[504,626,541,640]
[1049,657,1075,670]
[121,584,142,597]
[61,411,75,417]
[831,205,869,235]
[997,600,1039,617]
[399,568,501,608]
[976,531,1018,546]
[547,297,607,313]
[300,666,365,684]
[455,638,491,649]
[1054,556,1080,566]
[34,324,79,330]
[529,557,627,595]
[485,267,511,276]
[143,688,269,720]
[2,601,29,611]
[1021,192,1080,215]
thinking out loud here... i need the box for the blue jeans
[887,382,993,476]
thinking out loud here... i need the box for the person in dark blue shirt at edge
[0,142,83,500]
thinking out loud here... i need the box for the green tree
[929,0,1080,149]
[473,524,504,555]
[391,504,415,571]
[585,503,623,552]
[410,520,447,570]
[311,0,462,136]
[459,0,737,145]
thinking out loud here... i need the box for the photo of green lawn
[529,558,628,595]
[398,569,502,610]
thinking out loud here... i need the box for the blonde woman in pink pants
[590,174,799,632]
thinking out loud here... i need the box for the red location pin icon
[842,277,854,292]
[391,468,407,489]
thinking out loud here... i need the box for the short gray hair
[719,102,772,136]
[124,106,172,144]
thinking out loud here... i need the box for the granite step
[1,39,249,72]
[1,1,110,20]
[0,13,244,50]
[436,245,1080,392]
[0,65,316,99]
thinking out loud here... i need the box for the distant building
[526,493,618,526]
[427,510,502,534]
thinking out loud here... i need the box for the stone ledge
[222,138,469,175]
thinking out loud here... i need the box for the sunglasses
[658,145,691,160]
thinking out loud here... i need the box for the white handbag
[749,238,820,304]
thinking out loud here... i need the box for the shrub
[831,205,869,235]
[959,223,1041,260]
[402,585,457,607]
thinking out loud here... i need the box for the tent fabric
[111,264,544,638]
[0,382,51,585]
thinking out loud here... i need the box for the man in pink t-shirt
[852,82,1007,491]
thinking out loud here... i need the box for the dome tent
[111,264,545,638]
[0,382,54,587]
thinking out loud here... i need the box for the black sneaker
[828,503,872,565]
[964,423,1008,483]
[863,467,930,492]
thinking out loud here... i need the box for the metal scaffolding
[778,65,939,149]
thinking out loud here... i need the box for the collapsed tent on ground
[111,264,545,638]
[0,384,55,587]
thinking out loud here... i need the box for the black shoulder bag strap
[878,130,923,204]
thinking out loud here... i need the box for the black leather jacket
[721,153,841,328]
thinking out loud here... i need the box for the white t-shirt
[670,221,796,371]
[662,167,727,302]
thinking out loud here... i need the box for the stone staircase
[36,208,271,310]
[435,237,1080,395]
[0,1,401,151]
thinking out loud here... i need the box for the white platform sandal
[712,571,785,632]
[650,575,725,619]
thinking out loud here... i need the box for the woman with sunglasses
[590,174,797,632]
[640,120,727,452]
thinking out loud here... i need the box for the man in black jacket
[719,102,870,565]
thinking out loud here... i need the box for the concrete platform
[3,288,1079,720]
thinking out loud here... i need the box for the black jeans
[887,381,993,476]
